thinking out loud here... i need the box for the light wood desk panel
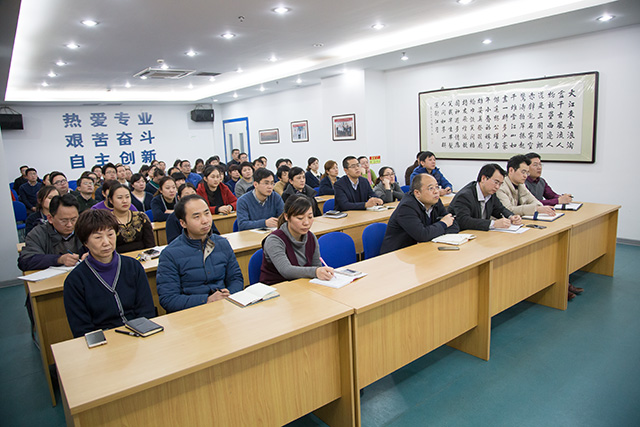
[53,283,356,427]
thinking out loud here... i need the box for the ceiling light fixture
[81,19,98,27]
[66,42,79,49]
[125,82,131,88]
[457,0,474,5]
[296,77,302,84]
[482,38,492,44]
[268,55,278,62]
[259,86,266,92]
[47,71,57,77]
[597,14,614,22]
[209,77,216,82]
[186,50,197,57]
[140,76,148,80]
[159,63,169,70]
[41,81,49,87]
[55,60,67,66]
[188,84,194,89]
[401,52,409,61]
[236,68,243,73]
[371,23,385,30]
[232,92,238,98]
[272,7,290,14]
[213,99,218,102]
[221,32,236,39]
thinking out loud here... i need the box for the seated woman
[108,183,155,253]
[274,165,290,196]
[195,165,237,214]
[129,173,153,212]
[92,180,138,212]
[166,184,219,243]
[25,185,59,236]
[63,209,156,338]
[318,160,340,196]
[282,167,321,216]
[373,166,405,203]
[304,157,321,189]
[260,195,334,285]
[150,176,178,222]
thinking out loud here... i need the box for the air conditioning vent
[133,67,195,79]
[194,71,221,77]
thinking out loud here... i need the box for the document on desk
[366,205,393,212]
[432,233,476,245]
[227,283,280,307]
[490,224,528,234]
[522,212,565,221]
[555,202,582,211]
[310,269,367,289]
[18,265,76,281]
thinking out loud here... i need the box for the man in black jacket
[448,163,521,231]
[380,173,459,254]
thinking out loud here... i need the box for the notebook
[125,317,164,337]
[310,268,367,289]
[554,203,582,211]
[323,210,348,219]
[431,234,476,246]
[522,212,565,221]
[227,283,280,307]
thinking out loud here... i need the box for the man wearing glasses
[496,155,555,217]
[448,163,521,231]
[50,171,70,195]
[334,156,383,211]
[18,194,84,271]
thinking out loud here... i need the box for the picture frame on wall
[291,120,309,143]
[258,128,280,144]
[332,114,356,141]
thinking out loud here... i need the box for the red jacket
[196,181,237,213]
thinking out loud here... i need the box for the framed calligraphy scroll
[419,72,598,163]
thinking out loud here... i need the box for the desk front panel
[568,209,618,276]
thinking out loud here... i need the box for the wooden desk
[151,213,238,245]
[53,283,356,427]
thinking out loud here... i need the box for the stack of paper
[432,233,475,246]
[522,212,565,221]
[18,265,76,282]
[490,224,528,234]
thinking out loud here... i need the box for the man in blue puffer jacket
[157,194,244,313]
[409,151,453,196]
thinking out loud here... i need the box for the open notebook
[227,283,280,307]
[310,268,367,289]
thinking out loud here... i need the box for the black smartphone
[526,224,547,229]
[438,246,460,251]
[85,330,107,348]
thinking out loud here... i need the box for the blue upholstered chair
[248,249,264,285]
[362,222,387,260]
[317,232,356,268]
[322,198,335,213]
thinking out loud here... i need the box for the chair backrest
[145,209,154,222]
[317,232,357,268]
[248,249,264,285]
[68,180,77,191]
[400,185,411,193]
[11,188,18,200]
[322,198,335,213]
[233,219,239,232]
[12,201,28,222]
[313,186,319,194]
[362,222,387,260]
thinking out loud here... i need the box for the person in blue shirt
[409,151,453,196]
[156,194,243,313]
[179,159,202,187]
[333,156,383,211]
[236,168,284,230]
[18,168,42,212]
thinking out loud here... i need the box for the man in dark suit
[334,156,383,211]
[380,174,459,254]
[448,164,522,231]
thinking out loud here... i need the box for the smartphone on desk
[85,330,107,348]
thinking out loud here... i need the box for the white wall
[0,129,21,281]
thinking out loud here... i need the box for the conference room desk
[151,212,238,245]
[52,282,357,427]
[296,202,619,425]
[27,249,163,406]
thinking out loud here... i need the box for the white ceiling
[1,0,639,105]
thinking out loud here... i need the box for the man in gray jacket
[18,194,84,271]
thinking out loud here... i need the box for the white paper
[310,270,367,289]
[18,265,75,282]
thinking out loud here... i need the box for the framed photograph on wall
[291,120,309,142]
[332,114,356,141]
[258,128,280,144]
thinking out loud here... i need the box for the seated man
[234,161,255,197]
[449,163,522,231]
[146,166,165,194]
[18,168,42,212]
[156,195,243,313]
[50,171,70,196]
[496,155,555,217]
[380,174,459,254]
[13,165,29,193]
[18,194,84,271]
[334,156,383,211]
[409,151,452,195]
[225,164,241,194]
[179,159,202,186]
[72,174,96,212]
[525,152,573,206]
[236,168,284,230]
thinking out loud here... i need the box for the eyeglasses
[381,173,395,177]
[53,179,67,186]
[517,169,530,176]
[55,217,78,225]
[347,164,361,169]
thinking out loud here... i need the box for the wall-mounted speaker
[0,113,24,130]
[190,109,214,122]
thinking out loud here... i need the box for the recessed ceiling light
[81,19,98,27]
[268,55,278,62]
[313,43,324,48]
[597,14,614,22]
[371,23,385,30]
[221,32,236,39]
[209,77,216,82]
[188,84,194,89]
[236,68,243,73]
[213,99,218,102]
[159,63,169,70]
[125,82,131,88]
[140,76,148,80]
[401,52,409,61]
[47,71,57,77]
[272,7,290,14]
[41,81,49,87]
[232,92,238,98]
[66,42,79,49]
[259,86,266,92]
[457,0,474,5]
[296,77,302,84]
[56,60,67,66]
[482,38,492,44]
[186,50,197,57]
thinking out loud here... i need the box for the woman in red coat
[196,164,237,214]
